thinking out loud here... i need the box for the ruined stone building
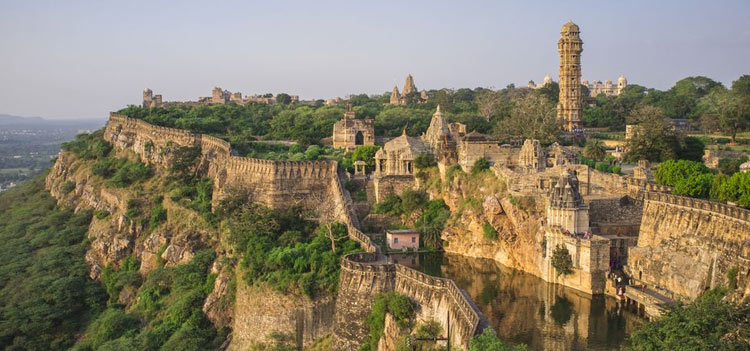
[518,139,546,172]
[332,103,374,151]
[142,88,163,108]
[389,74,429,105]
[557,21,584,132]
[141,87,296,108]
[583,75,627,97]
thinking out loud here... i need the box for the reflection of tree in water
[418,252,444,277]
[550,296,574,326]
[415,253,643,350]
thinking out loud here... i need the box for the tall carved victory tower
[557,21,583,132]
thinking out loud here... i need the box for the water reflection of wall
[433,254,643,351]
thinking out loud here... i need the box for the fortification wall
[105,113,484,350]
[332,253,481,350]
[627,192,750,299]
[104,113,339,210]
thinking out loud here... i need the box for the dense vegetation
[372,189,450,249]
[72,250,226,350]
[0,176,106,350]
[219,196,360,298]
[629,288,750,351]
[654,159,750,207]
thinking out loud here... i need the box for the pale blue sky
[1,0,749,119]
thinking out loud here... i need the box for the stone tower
[389,86,401,105]
[403,74,417,96]
[557,21,583,132]
[143,88,153,108]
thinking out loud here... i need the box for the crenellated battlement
[645,191,750,223]
[104,112,484,350]
[628,191,750,300]
[334,251,483,350]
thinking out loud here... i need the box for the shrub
[445,164,463,181]
[468,328,526,351]
[61,180,76,194]
[108,161,152,188]
[471,158,491,175]
[727,267,739,290]
[360,292,414,351]
[482,221,498,241]
[414,153,436,169]
[150,204,167,229]
[400,190,427,213]
[551,245,573,277]
[61,130,112,159]
[372,194,402,216]
[94,209,111,219]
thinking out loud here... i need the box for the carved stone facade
[557,21,584,132]
[332,104,374,151]
[542,169,609,294]
[518,139,546,172]
[374,130,430,176]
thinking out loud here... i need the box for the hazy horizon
[2,0,749,120]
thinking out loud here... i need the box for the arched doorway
[355,131,364,145]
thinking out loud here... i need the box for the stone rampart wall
[105,113,341,210]
[332,253,481,350]
[628,192,750,299]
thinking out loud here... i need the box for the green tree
[629,288,750,351]
[468,328,527,351]
[551,245,573,277]
[471,158,491,175]
[350,145,381,169]
[583,139,606,161]
[495,94,560,143]
[654,160,713,199]
[624,106,680,162]
[414,153,437,169]
[275,93,292,105]
[716,172,750,208]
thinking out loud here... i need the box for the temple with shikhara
[557,21,584,132]
[389,74,430,105]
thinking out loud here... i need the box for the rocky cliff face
[46,144,341,346]
[46,150,216,280]
[435,171,545,277]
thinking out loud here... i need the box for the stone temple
[557,21,584,132]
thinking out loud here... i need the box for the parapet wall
[104,113,341,210]
[628,192,750,299]
[332,253,482,350]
